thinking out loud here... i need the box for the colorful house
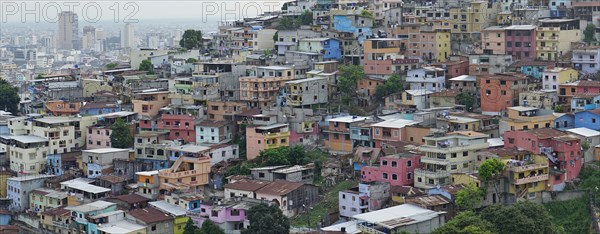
[501,106,555,132]
[574,109,600,131]
[361,153,421,186]
[323,116,370,153]
[298,38,342,60]
[504,128,583,191]
[479,73,529,116]
[158,156,211,193]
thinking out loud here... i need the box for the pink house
[361,153,421,187]
[192,201,249,232]
[370,118,420,148]
[86,126,112,149]
[155,114,197,143]
[504,128,583,190]
[575,80,600,94]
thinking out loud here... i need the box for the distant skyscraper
[121,23,135,49]
[57,11,79,50]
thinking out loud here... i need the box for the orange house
[132,91,170,119]
[479,73,529,116]
[323,116,370,153]
[358,77,385,105]
[370,118,420,147]
[45,100,82,116]
[136,170,159,199]
[158,156,211,193]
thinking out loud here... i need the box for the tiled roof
[113,194,150,204]
[255,180,305,196]
[224,179,270,191]
[127,207,173,224]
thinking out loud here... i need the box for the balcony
[538,46,558,51]
[414,169,450,179]
[351,134,371,141]
[138,182,157,188]
[537,36,558,41]
[264,131,290,139]
[357,222,386,234]
[420,156,450,165]
[265,142,287,149]
[506,162,548,173]
[480,124,499,131]
[158,169,207,179]
[52,221,69,228]
[419,143,488,153]
[514,174,549,185]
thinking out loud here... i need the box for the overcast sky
[1,0,289,24]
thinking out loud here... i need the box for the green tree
[139,59,154,75]
[186,58,198,63]
[553,105,563,113]
[273,32,279,42]
[375,74,404,101]
[109,118,133,149]
[0,80,20,115]
[433,211,495,234]
[180,29,203,49]
[338,65,365,104]
[584,23,596,43]
[288,145,307,165]
[277,17,295,30]
[257,147,290,166]
[298,10,313,25]
[478,158,505,181]
[456,182,484,210]
[197,219,224,234]
[361,10,374,19]
[183,218,198,234]
[457,92,475,112]
[480,202,564,234]
[105,62,118,69]
[244,203,290,234]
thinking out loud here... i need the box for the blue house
[298,38,342,60]
[47,154,64,175]
[549,0,569,17]
[80,102,120,116]
[512,61,553,79]
[574,109,600,130]
[332,15,373,43]
[0,210,11,225]
[554,113,575,130]
[571,94,600,113]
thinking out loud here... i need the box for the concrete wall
[540,190,586,203]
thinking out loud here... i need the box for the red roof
[127,207,173,224]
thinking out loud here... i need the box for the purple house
[505,25,536,61]
[191,199,258,233]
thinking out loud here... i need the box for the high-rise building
[82,26,96,50]
[57,11,79,50]
[121,23,135,49]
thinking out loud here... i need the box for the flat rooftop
[83,148,129,154]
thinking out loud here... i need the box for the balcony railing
[480,124,499,131]
[138,182,157,188]
[158,169,207,179]
[52,221,69,228]
[357,222,386,234]
[264,131,290,139]
[414,169,450,179]
[537,36,558,40]
[419,143,488,153]
[420,157,450,165]
[506,162,548,173]
[514,174,549,185]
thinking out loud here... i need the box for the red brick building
[479,73,529,116]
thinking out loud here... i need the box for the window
[501,90,507,95]
[407,161,412,167]
[463,151,468,157]
[151,225,157,231]
[593,118,597,123]
[383,173,388,179]
[382,160,388,166]
[391,161,397,167]
[258,172,265,178]
[463,163,469,168]
[451,165,457,170]
[392,174,398,180]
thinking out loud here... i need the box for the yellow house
[504,106,555,131]
[449,1,489,35]
[542,67,578,90]
[536,27,560,61]
[0,170,14,198]
[503,153,549,201]
[435,29,451,63]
